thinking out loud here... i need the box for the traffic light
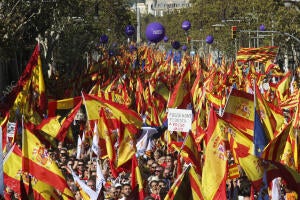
[231,26,237,39]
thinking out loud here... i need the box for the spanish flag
[202,109,227,200]
[223,89,255,139]
[22,124,74,199]
[9,44,46,124]
[131,156,145,200]
[47,96,82,117]
[167,63,191,109]
[37,99,82,141]
[82,93,142,129]
[4,145,62,200]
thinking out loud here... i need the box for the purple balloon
[206,35,214,44]
[182,45,187,51]
[259,24,266,31]
[163,36,169,42]
[171,41,181,50]
[100,34,108,44]
[145,22,165,43]
[182,20,191,31]
[125,25,135,37]
[129,44,137,52]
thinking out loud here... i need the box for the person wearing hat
[148,176,161,200]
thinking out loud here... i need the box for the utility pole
[136,1,141,44]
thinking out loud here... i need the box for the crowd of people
[1,42,300,200]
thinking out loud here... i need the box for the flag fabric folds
[22,124,73,198]
[236,46,279,63]
[37,99,82,141]
[202,109,227,200]
[4,145,61,200]
[9,44,46,124]
[164,165,203,200]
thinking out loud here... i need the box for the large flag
[116,119,136,168]
[22,124,74,198]
[82,93,142,130]
[227,119,264,191]
[236,46,279,63]
[164,165,203,200]
[4,145,61,200]
[37,99,82,141]
[9,44,46,124]
[223,89,255,139]
[202,109,227,200]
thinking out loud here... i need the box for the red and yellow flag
[165,165,204,200]
[4,145,61,200]
[47,96,82,117]
[131,156,145,200]
[10,44,46,124]
[223,89,255,139]
[82,93,142,129]
[167,63,191,109]
[202,109,227,200]
[37,99,82,141]
[22,124,73,198]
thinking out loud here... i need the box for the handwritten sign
[167,108,192,132]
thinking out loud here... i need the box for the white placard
[167,108,192,132]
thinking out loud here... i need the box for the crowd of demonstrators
[1,43,300,200]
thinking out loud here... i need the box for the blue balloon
[182,45,187,51]
[259,24,266,31]
[171,41,181,50]
[163,36,169,43]
[181,20,191,31]
[125,25,135,37]
[145,22,165,43]
[129,45,137,52]
[206,35,214,44]
[100,34,108,44]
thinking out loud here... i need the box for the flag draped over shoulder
[22,124,73,198]
[202,109,227,200]
[236,46,279,63]
[4,145,61,200]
